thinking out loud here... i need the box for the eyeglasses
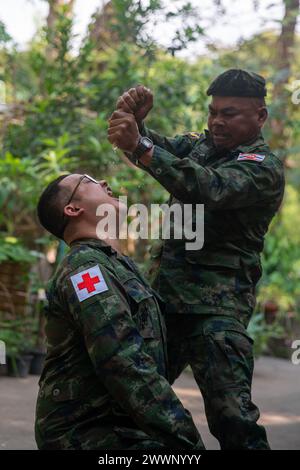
[60,174,99,238]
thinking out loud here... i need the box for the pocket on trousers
[205,325,254,392]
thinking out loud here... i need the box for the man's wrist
[123,146,153,167]
[131,135,153,161]
[139,147,154,167]
[137,120,144,132]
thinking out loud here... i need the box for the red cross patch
[70,265,108,302]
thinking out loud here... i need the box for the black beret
[206,68,267,98]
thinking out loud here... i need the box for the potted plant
[247,312,284,358]
[0,236,41,316]
[0,319,34,378]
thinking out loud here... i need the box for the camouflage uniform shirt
[140,126,285,327]
[35,238,203,450]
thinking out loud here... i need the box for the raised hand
[108,111,140,153]
[116,85,153,126]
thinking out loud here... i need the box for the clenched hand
[108,111,140,153]
[116,85,153,126]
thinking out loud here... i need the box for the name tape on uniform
[237,153,265,162]
[70,265,108,302]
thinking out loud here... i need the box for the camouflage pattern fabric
[165,314,270,449]
[136,125,283,449]
[35,238,204,450]
[140,126,285,328]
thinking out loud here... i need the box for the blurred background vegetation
[0,0,299,362]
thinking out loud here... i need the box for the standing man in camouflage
[35,173,203,450]
[108,69,285,449]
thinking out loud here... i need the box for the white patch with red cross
[70,265,108,302]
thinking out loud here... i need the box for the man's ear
[63,204,84,218]
[257,106,268,127]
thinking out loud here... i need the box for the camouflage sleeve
[141,146,284,209]
[62,262,203,450]
[140,122,199,158]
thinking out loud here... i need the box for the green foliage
[0,21,12,45]
[89,0,204,51]
[0,152,38,234]
[0,236,41,264]
[0,0,212,247]
[0,145,74,239]
[247,313,284,358]
[258,185,300,316]
[0,318,37,357]
[0,326,28,358]
[0,0,299,355]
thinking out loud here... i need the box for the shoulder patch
[237,153,265,162]
[70,265,108,302]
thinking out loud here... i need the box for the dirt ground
[0,356,299,450]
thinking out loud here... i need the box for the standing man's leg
[164,316,190,384]
[166,314,270,450]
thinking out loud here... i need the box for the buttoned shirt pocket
[40,379,82,402]
[178,250,240,309]
[185,249,240,270]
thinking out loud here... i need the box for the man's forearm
[139,147,154,166]
[139,122,195,157]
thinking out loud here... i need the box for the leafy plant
[258,185,300,319]
[0,317,38,374]
[0,316,35,352]
[0,236,41,264]
[0,0,299,360]
[247,312,284,358]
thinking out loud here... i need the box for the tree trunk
[277,0,300,72]
[88,1,120,50]
[46,0,75,58]
[47,0,75,31]
[270,0,300,159]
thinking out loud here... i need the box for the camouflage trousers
[165,314,270,450]
[35,423,166,450]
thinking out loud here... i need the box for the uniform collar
[204,129,267,155]
[235,132,267,153]
[70,237,117,255]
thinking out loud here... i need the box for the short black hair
[37,174,71,239]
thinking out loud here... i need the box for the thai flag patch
[237,153,265,162]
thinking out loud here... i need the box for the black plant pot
[0,363,8,376]
[7,354,33,378]
[30,351,46,375]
